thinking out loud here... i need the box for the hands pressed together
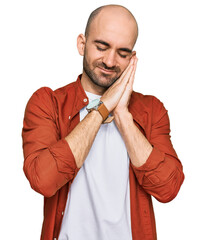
[101,56,138,117]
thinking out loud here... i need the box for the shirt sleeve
[22,87,79,197]
[131,96,184,203]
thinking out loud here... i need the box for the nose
[102,50,116,68]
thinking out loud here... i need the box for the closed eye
[96,46,107,51]
[119,53,127,58]
[118,48,132,59]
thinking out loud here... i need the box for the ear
[77,34,86,56]
[131,51,136,58]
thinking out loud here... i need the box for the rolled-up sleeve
[22,87,79,198]
[131,97,184,203]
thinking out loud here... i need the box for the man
[22,4,184,240]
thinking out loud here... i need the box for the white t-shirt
[58,91,132,240]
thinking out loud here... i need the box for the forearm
[22,94,102,197]
[65,110,103,168]
[114,100,184,203]
[114,111,153,167]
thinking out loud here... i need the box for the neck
[81,71,107,95]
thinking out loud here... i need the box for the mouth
[97,67,116,74]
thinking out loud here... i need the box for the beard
[83,51,122,89]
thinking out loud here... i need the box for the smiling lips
[98,67,116,74]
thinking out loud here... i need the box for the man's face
[82,11,136,89]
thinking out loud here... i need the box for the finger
[121,63,135,85]
[118,58,135,82]
[110,57,135,91]
[128,58,138,88]
[132,57,138,79]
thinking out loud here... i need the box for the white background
[0,0,205,239]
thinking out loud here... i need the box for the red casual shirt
[22,75,184,240]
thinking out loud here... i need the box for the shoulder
[54,81,77,96]
[24,87,56,121]
[25,81,77,117]
[31,81,77,99]
[27,87,56,110]
[29,81,77,105]
[131,91,165,109]
[130,91,168,122]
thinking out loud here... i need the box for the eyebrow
[94,40,132,53]
[94,40,110,47]
[119,47,132,53]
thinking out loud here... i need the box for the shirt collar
[69,74,89,120]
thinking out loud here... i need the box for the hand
[101,57,136,112]
[113,56,138,115]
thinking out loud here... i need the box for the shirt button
[83,98,88,103]
[68,115,71,120]
[62,211,64,216]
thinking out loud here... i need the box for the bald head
[85,5,138,46]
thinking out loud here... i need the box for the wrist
[88,109,104,123]
[100,97,112,113]
[113,107,130,118]
[114,109,133,126]
[86,99,110,123]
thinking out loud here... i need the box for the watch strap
[103,116,114,124]
[97,102,109,121]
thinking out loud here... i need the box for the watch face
[87,98,101,110]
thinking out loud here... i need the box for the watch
[86,99,111,122]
